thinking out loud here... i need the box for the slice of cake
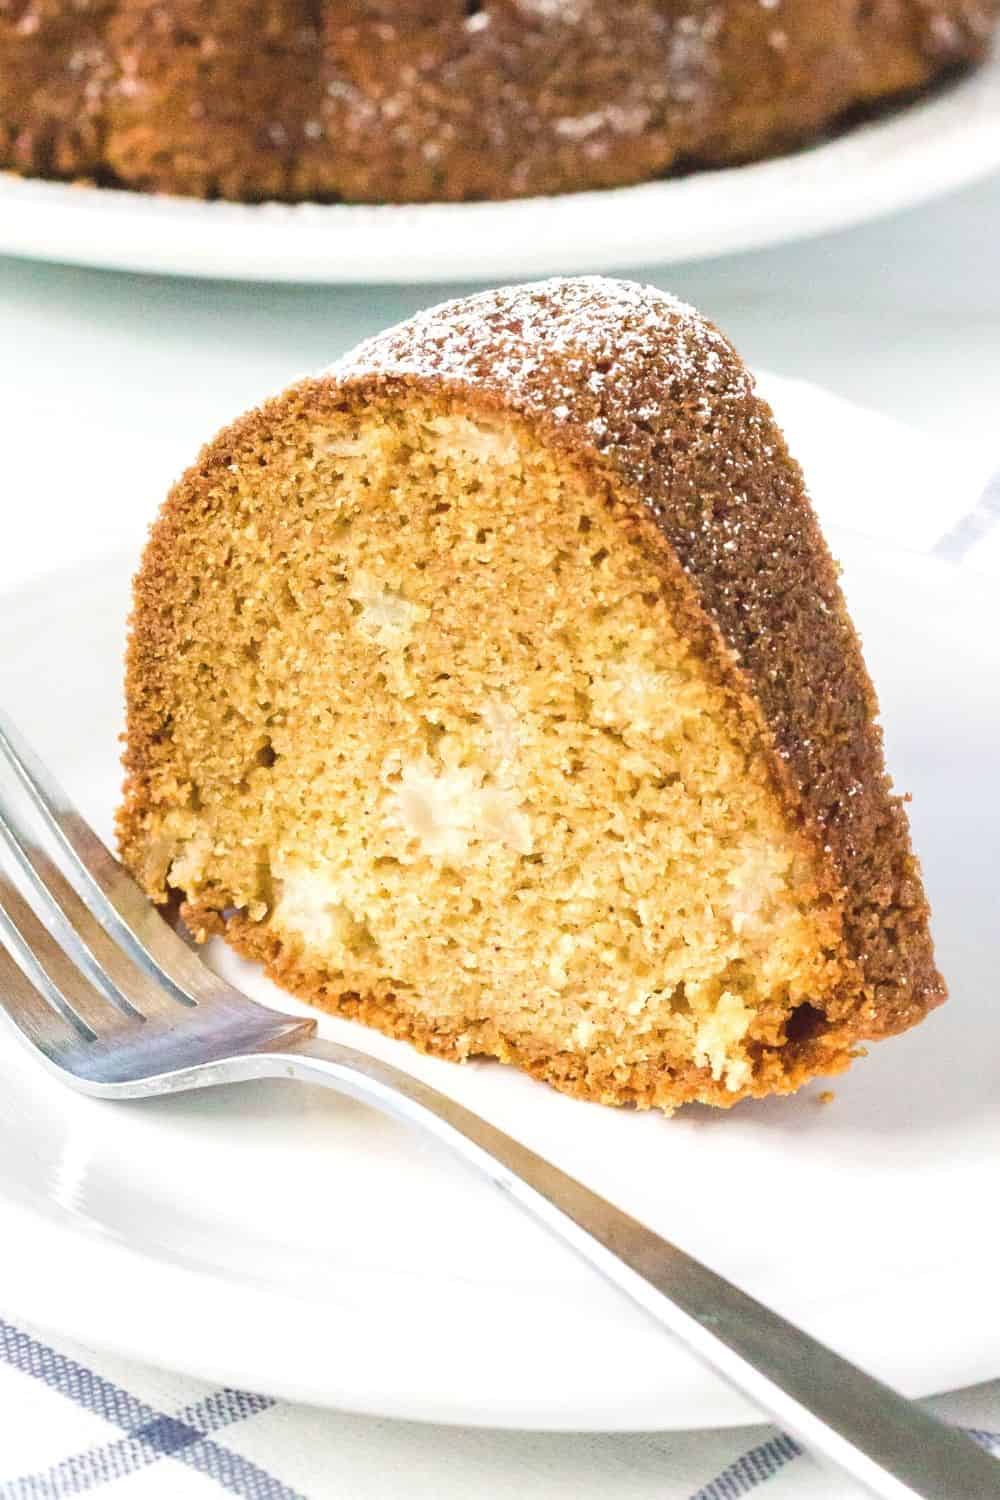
[118,277,944,1112]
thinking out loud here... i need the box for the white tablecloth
[1,167,999,1499]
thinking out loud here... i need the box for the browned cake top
[1,1,996,200]
[326,277,943,1040]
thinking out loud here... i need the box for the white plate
[1,54,999,283]
[0,424,998,1434]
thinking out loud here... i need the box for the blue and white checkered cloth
[1,1307,998,1499]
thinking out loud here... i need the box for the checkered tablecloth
[1,1310,999,1500]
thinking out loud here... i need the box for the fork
[0,708,996,1500]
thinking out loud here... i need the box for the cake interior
[127,396,845,1104]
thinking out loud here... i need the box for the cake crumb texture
[119,277,944,1112]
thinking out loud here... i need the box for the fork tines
[0,707,312,1084]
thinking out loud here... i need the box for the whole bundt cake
[2,2,996,203]
[117,277,944,1112]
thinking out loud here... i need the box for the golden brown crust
[183,901,858,1110]
[2,1,996,201]
[119,279,944,1109]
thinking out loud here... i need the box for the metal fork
[0,707,995,1500]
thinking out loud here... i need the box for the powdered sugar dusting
[326,276,747,458]
[5,0,994,211]
[514,0,589,20]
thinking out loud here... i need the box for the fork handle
[264,1035,997,1500]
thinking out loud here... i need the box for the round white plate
[0,419,998,1434]
[1,54,999,283]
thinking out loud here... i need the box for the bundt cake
[118,277,944,1112]
[2,2,997,203]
